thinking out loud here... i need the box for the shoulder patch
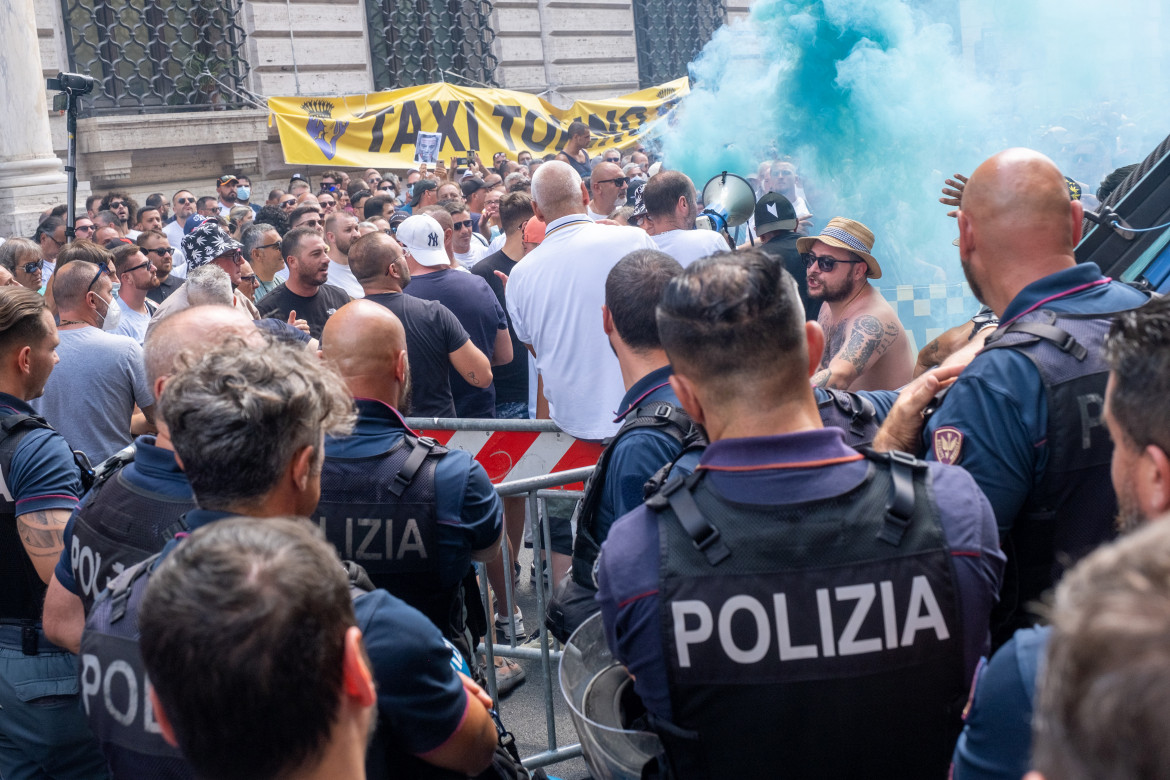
[933,426,964,465]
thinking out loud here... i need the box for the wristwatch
[968,306,999,340]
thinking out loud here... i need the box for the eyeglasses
[595,177,629,187]
[241,274,258,285]
[280,199,296,208]
[452,220,473,230]
[256,241,280,251]
[297,218,323,229]
[146,246,174,256]
[176,197,196,205]
[123,260,154,274]
[217,249,244,266]
[21,260,43,274]
[87,263,110,291]
[803,253,865,273]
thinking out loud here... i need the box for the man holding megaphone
[641,171,731,267]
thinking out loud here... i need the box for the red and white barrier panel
[419,428,602,489]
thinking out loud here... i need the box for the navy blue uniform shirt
[322,399,501,587]
[597,426,1005,719]
[922,263,1146,532]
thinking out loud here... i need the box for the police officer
[596,250,1004,779]
[0,288,109,779]
[81,339,499,778]
[42,306,257,652]
[878,147,1149,647]
[547,250,699,642]
[316,300,503,667]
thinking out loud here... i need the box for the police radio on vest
[672,575,949,667]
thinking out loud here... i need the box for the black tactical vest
[316,430,457,635]
[650,451,966,779]
[70,456,193,615]
[981,306,1135,646]
[0,414,81,622]
[81,554,193,779]
[817,388,880,447]
[570,402,701,591]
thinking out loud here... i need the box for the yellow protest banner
[268,78,689,169]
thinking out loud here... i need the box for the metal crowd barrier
[405,418,602,771]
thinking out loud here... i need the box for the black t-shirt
[760,232,820,321]
[146,274,183,305]
[472,249,528,404]
[256,283,351,340]
[365,292,470,418]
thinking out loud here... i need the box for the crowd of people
[0,129,1162,780]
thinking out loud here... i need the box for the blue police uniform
[595,366,690,541]
[55,435,193,611]
[952,626,1049,780]
[320,399,501,590]
[922,262,1146,642]
[597,427,1004,776]
[0,393,109,780]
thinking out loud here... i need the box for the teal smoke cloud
[660,0,1170,307]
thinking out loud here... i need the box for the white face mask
[96,293,122,332]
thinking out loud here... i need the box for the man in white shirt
[642,170,729,266]
[324,212,363,298]
[163,190,198,279]
[506,160,657,586]
[111,243,159,343]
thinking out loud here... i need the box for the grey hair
[160,339,355,511]
[241,223,276,256]
[186,264,234,308]
[0,238,40,273]
[530,160,583,218]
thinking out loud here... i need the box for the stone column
[0,0,69,238]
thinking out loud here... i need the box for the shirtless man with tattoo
[799,218,914,391]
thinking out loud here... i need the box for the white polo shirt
[506,214,656,440]
[650,228,730,267]
[163,220,188,278]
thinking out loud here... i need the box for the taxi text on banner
[268,78,690,168]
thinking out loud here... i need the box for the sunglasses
[320,184,338,192]
[87,263,111,291]
[147,246,174,256]
[297,218,323,229]
[109,201,126,209]
[803,253,865,273]
[218,249,244,266]
[21,260,43,274]
[74,224,95,234]
[176,197,196,205]
[452,220,473,230]
[256,241,281,250]
[378,184,395,192]
[605,155,621,163]
[280,199,296,208]
[319,199,336,207]
[241,274,258,285]
[595,176,629,187]
[123,260,154,274]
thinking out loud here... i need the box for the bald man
[42,305,259,653]
[587,161,627,220]
[878,147,1148,648]
[316,300,507,678]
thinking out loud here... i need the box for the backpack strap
[652,472,731,567]
[389,435,443,498]
[861,448,926,547]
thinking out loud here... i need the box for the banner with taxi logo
[268,78,689,168]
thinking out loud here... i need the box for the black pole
[64,92,79,240]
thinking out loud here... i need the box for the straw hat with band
[796,217,882,280]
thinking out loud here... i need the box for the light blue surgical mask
[236,185,250,201]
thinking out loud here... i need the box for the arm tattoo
[840,315,886,373]
[811,368,833,388]
[17,511,67,559]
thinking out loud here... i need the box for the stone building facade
[0,0,748,236]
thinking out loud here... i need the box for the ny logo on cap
[427,232,439,247]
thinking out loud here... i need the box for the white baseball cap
[396,214,449,267]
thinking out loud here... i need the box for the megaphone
[697,172,757,232]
